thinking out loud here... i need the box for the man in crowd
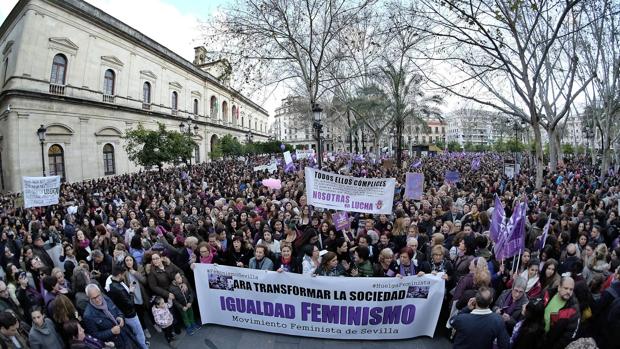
[543,276,580,349]
[450,286,510,349]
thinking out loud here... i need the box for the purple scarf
[399,263,416,276]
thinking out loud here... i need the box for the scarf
[520,270,539,292]
[200,254,214,264]
[400,263,416,276]
[78,239,91,248]
[90,295,118,326]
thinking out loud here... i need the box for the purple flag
[284,162,296,173]
[471,158,481,171]
[490,195,505,244]
[411,160,422,169]
[494,202,527,260]
[535,216,551,251]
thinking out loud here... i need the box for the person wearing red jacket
[543,276,580,349]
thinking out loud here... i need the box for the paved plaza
[148,324,452,349]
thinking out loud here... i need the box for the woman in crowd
[274,243,301,274]
[301,244,320,275]
[539,258,561,294]
[315,252,346,277]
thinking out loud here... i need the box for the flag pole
[514,249,522,275]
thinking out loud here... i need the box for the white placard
[194,264,444,340]
[296,149,315,160]
[504,164,515,179]
[253,162,278,174]
[22,176,61,208]
[284,151,293,165]
[305,167,395,214]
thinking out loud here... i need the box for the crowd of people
[0,151,618,349]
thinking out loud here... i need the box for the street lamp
[312,103,323,168]
[36,124,47,176]
[179,116,199,167]
[513,121,520,161]
[246,130,254,143]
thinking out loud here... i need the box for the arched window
[48,144,66,180]
[171,91,178,110]
[222,101,228,122]
[142,82,151,104]
[2,59,7,85]
[103,144,115,175]
[103,69,115,95]
[193,99,199,115]
[210,96,217,118]
[50,54,67,85]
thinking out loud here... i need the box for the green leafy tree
[124,123,195,171]
[447,141,461,152]
[219,135,244,157]
[562,143,574,155]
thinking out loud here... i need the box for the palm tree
[381,61,443,167]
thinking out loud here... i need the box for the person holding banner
[274,243,301,274]
[248,244,274,271]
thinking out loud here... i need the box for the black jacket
[106,279,137,318]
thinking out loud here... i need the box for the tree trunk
[533,122,544,188]
[555,130,564,164]
[396,123,403,168]
[548,127,559,172]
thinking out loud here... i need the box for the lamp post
[312,103,323,168]
[36,124,47,176]
[179,116,199,168]
[513,121,520,162]
[246,130,254,143]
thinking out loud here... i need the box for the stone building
[0,0,269,192]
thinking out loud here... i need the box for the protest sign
[194,264,444,340]
[333,211,350,231]
[504,164,515,179]
[284,151,293,165]
[296,149,316,160]
[22,176,61,208]
[444,171,460,184]
[382,159,394,170]
[404,173,424,200]
[305,167,396,214]
[253,162,278,174]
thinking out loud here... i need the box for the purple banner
[405,173,424,200]
[494,202,527,260]
[444,170,460,184]
[333,211,350,231]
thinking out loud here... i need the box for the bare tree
[576,0,620,176]
[201,0,374,122]
[415,0,594,187]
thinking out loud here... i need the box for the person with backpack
[593,265,620,349]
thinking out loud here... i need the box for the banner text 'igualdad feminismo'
[194,264,444,340]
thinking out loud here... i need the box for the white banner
[253,162,278,174]
[284,151,293,165]
[194,264,444,340]
[22,176,61,208]
[296,149,315,160]
[504,164,515,179]
[305,167,395,214]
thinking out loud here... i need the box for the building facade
[272,96,338,151]
[0,0,269,192]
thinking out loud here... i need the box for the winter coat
[146,259,185,299]
[543,287,581,349]
[492,289,528,333]
[82,295,137,349]
[28,318,64,349]
[169,282,195,311]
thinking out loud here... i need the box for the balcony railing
[103,94,115,103]
[49,83,65,95]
